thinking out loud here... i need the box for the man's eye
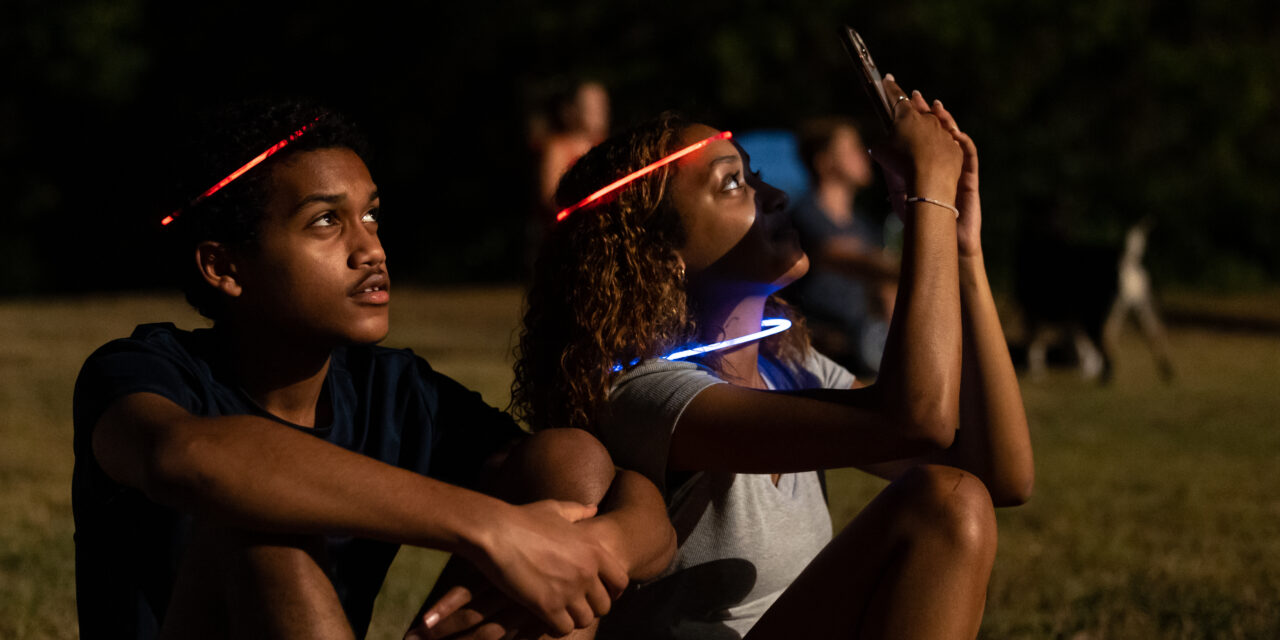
[310,212,338,227]
[362,207,380,223]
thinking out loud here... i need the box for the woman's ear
[671,253,688,281]
[194,242,243,298]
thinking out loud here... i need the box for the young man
[72,101,674,639]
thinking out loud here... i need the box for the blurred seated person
[789,117,900,378]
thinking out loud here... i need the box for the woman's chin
[772,252,810,290]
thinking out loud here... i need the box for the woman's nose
[758,181,789,214]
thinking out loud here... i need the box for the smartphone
[839,26,894,135]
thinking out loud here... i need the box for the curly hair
[512,113,810,433]
[167,99,370,320]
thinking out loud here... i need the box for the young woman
[511,76,1033,638]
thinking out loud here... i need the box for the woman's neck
[216,322,333,428]
[693,293,770,389]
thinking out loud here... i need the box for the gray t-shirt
[596,349,856,639]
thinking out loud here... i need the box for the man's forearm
[98,393,510,557]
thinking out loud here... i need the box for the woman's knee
[892,465,997,555]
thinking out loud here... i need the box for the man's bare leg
[161,521,354,640]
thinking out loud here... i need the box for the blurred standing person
[533,81,611,207]
[790,117,900,378]
[525,81,612,272]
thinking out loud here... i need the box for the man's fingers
[421,585,474,629]
[585,579,613,618]
[598,552,629,599]
[428,592,506,638]
[566,598,597,630]
[456,609,530,640]
[546,610,576,637]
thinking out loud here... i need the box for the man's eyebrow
[367,190,379,203]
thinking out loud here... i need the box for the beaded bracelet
[905,196,960,218]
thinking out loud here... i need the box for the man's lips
[350,271,390,303]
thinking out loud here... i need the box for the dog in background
[1013,215,1176,383]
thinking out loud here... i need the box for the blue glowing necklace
[664,318,792,361]
[615,318,793,371]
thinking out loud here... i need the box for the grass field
[1,287,1277,639]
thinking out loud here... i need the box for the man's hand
[405,508,631,640]
[458,499,627,637]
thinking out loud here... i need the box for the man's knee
[495,427,616,505]
[892,465,997,556]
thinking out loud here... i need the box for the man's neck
[216,322,334,428]
[815,179,857,225]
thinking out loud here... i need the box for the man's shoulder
[87,322,206,362]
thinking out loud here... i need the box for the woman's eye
[362,207,380,223]
[723,171,744,192]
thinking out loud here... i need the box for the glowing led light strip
[665,317,792,361]
[556,130,733,222]
[611,318,793,372]
[161,118,320,226]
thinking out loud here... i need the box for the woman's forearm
[950,252,1034,505]
[874,199,963,442]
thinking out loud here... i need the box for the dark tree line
[2,0,1276,295]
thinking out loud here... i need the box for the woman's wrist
[958,251,987,285]
[905,173,958,207]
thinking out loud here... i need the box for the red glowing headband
[161,118,320,226]
[555,130,733,222]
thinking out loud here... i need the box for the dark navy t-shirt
[71,323,525,639]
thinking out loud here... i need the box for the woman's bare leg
[746,464,997,640]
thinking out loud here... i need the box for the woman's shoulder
[763,347,857,391]
[609,357,725,407]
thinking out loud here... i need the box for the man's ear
[194,242,243,298]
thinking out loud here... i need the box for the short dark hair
[168,99,370,320]
[796,116,857,183]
